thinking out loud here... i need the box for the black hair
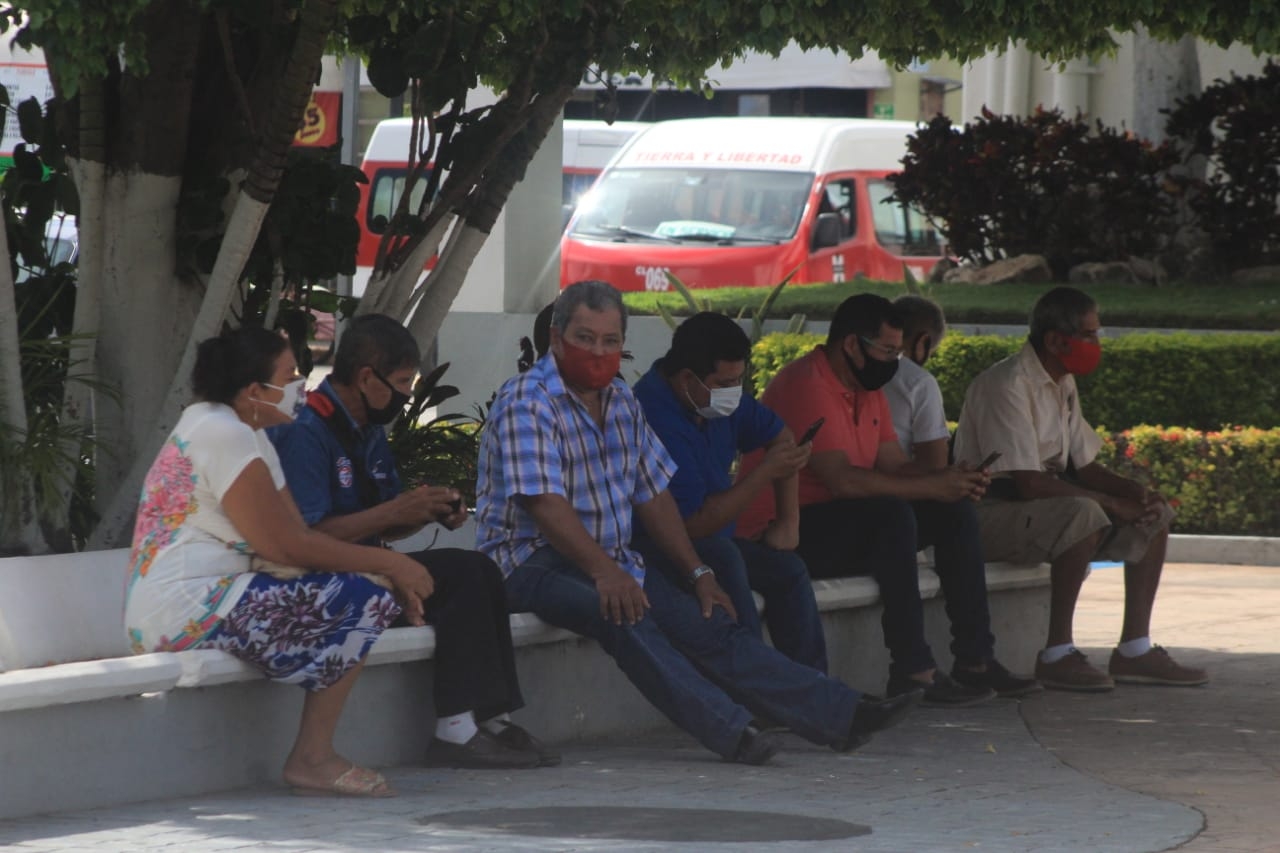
[192,326,289,405]
[1029,286,1098,350]
[331,313,421,384]
[827,293,904,346]
[660,312,751,379]
[553,280,627,337]
[533,302,555,358]
[892,294,946,342]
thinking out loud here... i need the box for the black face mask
[843,337,899,392]
[362,369,411,425]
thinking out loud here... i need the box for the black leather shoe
[951,659,1043,698]
[834,691,920,752]
[731,724,780,766]
[424,730,541,769]
[489,720,562,767]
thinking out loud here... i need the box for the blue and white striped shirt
[476,353,675,582]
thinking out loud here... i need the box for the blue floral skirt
[206,572,400,691]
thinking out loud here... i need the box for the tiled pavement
[3,562,1275,852]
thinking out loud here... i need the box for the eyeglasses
[1069,328,1104,343]
[859,336,904,360]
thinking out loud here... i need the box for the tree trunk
[46,75,109,548]
[405,85,574,352]
[1132,29,1201,144]
[0,217,49,555]
[89,0,339,549]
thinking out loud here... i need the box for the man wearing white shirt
[883,296,951,471]
[953,287,1208,693]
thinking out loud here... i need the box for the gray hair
[893,294,946,343]
[553,280,628,337]
[1029,286,1098,349]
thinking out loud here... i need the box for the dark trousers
[403,547,524,720]
[797,497,995,679]
[691,536,829,674]
[505,545,860,759]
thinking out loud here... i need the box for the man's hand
[384,556,435,626]
[928,465,989,503]
[595,566,650,626]
[759,438,811,481]
[391,485,461,526]
[1107,490,1166,525]
[694,573,738,621]
[761,517,800,551]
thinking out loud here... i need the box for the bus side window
[817,180,856,244]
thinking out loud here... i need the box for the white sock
[480,713,511,735]
[1116,637,1152,658]
[1039,643,1076,664]
[435,711,478,745]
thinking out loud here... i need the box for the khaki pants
[975,496,1175,565]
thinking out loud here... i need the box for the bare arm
[1007,465,1157,523]
[519,492,651,625]
[910,437,950,472]
[221,460,435,624]
[312,485,461,543]
[683,428,809,540]
[809,441,986,503]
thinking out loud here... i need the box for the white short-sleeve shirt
[125,402,287,653]
[953,341,1103,477]
[883,357,950,459]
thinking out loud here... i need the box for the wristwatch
[689,565,715,587]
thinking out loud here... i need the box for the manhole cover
[418,806,871,842]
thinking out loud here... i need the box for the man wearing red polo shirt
[738,293,1038,705]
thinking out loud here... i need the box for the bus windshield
[570,168,814,244]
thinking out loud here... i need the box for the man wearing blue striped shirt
[476,280,916,764]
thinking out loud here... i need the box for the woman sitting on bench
[124,326,433,798]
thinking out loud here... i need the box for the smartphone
[448,496,463,514]
[978,450,1002,470]
[798,417,825,445]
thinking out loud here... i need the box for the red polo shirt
[736,346,897,538]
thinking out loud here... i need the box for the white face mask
[261,378,307,420]
[690,378,742,419]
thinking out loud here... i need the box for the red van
[559,117,944,291]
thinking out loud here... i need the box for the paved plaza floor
[1,562,1276,852]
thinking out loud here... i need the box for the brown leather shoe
[1035,649,1115,692]
[1109,645,1209,686]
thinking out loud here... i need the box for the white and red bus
[352,117,645,296]
[559,117,944,291]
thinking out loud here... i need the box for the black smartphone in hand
[798,417,825,445]
[978,450,1002,469]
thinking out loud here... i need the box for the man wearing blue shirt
[477,281,917,765]
[634,313,827,672]
[271,314,555,770]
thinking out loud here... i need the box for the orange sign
[294,91,340,147]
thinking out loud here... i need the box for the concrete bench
[0,543,1049,820]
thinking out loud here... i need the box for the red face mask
[556,338,621,391]
[1059,337,1102,376]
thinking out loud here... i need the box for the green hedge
[1097,426,1280,536]
[752,331,1280,431]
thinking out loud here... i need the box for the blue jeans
[798,497,996,680]
[692,536,828,674]
[506,546,860,758]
